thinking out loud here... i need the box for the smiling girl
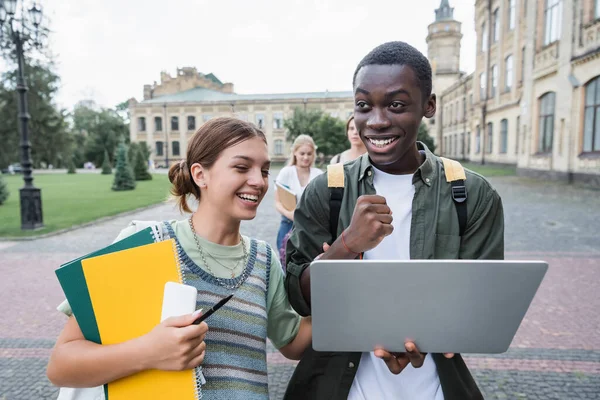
[47,117,312,400]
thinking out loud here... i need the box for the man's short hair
[353,41,433,100]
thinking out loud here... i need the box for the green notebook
[55,226,161,344]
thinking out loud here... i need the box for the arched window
[538,92,556,153]
[487,122,494,153]
[505,55,514,91]
[583,76,600,152]
[500,119,508,153]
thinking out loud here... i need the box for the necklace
[188,216,250,290]
[204,250,245,278]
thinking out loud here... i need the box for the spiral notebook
[55,226,162,344]
[80,239,199,400]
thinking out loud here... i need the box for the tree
[418,121,437,154]
[0,174,9,205]
[134,147,152,181]
[101,149,112,174]
[67,158,76,174]
[283,108,348,157]
[112,141,136,191]
[72,105,128,167]
[0,61,71,169]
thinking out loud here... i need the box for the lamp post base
[19,187,44,230]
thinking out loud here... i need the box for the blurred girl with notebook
[274,134,323,264]
[47,117,312,400]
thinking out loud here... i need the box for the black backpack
[326,157,468,243]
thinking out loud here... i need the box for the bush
[134,147,152,181]
[0,174,9,205]
[101,149,112,175]
[111,142,136,191]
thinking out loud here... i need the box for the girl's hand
[140,311,208,371]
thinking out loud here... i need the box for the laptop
[310,259,548,354]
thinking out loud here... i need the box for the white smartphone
[160,282,198,322]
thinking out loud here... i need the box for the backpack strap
[440,157,468,236]
[327,163,345,244]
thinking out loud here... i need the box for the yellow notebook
[81,239,199,400]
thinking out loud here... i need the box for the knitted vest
[164,222,271,400]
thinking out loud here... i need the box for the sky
[24,0,477,110]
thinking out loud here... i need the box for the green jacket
[284,142,504,400]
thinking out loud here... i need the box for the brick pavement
[0,173,599,399]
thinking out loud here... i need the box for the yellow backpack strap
[327,163,345,188]
[440,157,466,182]
[326,163,345,243]
[440,157,468,236]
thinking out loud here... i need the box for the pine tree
[0,174,9,205]
[134,147,153,181]
[111,142,136,191]
[67,158,76,174]
[101,149,112,175]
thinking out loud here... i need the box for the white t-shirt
[347,167,444,400]
[275,165,323,203]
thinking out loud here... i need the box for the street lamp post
[0,0,45,230]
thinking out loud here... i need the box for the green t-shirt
[58,219,301,349]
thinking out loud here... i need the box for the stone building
[431,0,600,185]
[128,67,352,167]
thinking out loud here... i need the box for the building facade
[432,0,600,185]
[128,67,353,167]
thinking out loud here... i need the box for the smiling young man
[283,42,504,400]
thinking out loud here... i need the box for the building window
[486,123,494,153]
[491,65,498,97]
[583,76,600,152]
[508,0,516,30]
[187,116,196,131]
[255,114,265,129]
[273,112,283,130]
[171,116,179,131]
[155,141,163,156]
[172,141,180,156]
[516,116,520,154]
[505,55,513,91]
[520,46,526,83]
[480,72,486,99]
[476,125,481,153]
[154,117,162,132]
[500,119,508,153]
[467,132,471,154]
[544,0,562,45]
[493,8,500,42]
[481,22,488,52]
[274,139,284,156]
[138,117,146,132]
[538,92,556,153]
[462,98,466,121]
[202,114,212,123]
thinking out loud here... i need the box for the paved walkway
[1,173,599,399]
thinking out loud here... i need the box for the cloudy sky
[34,0,476,109]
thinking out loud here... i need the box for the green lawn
[0,173,172,238]
[462,163,517,177]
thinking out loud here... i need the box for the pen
[193,294,233,324]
